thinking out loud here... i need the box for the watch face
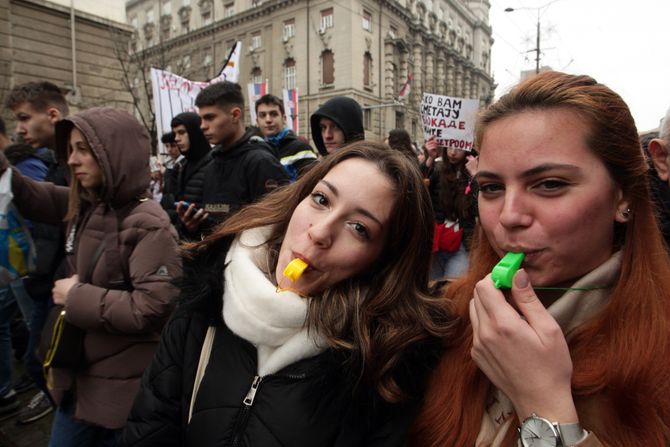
[520,417,559,447]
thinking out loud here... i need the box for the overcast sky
[489,0,669,132]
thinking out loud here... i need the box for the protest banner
[247,82,268,123]
[420,92,479,151]
[151,41,241,151]
[282,88,299,134]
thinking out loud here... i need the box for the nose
[307,217,334,248]
[498,189,533,229]
[15,123,24,134]
[67,151,79,167]
[323,127,332,141]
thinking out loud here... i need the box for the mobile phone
[174,201,200,211]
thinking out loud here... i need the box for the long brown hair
[186,141,458,403]
[412,71,670,445]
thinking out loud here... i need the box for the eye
[534,179,570,193]
[350,222,370,240]
[310,192,328,207]
[477,182,504,195]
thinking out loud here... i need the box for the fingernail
[514,269,529,289]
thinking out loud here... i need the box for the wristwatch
[518,414,586,447]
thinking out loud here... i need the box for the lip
[291,252,321,272]
[502,247,545,264]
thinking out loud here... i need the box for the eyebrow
[474,163,580,182]
[318,179,384,227]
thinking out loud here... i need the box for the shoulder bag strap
[188,325,216,424]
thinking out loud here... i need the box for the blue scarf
[265,127,290,147]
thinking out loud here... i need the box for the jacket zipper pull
[242,375,262,407]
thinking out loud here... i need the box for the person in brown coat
[1,107,181,446]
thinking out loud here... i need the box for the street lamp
[505,0,561,74]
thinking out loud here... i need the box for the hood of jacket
[54,107,150,207]
[310,96,364,155]
[170,112,211,161]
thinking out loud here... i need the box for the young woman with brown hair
[411,71,670,446]
[123,141,457,446]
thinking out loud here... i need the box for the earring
[621,208,631,219]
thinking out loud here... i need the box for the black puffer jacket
[122,237,428,447]
[161,112,212,237]
[310,96,364,156]
[200,130,288,227]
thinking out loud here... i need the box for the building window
[162,0,171,15]
[203,52,212,67]
[251,0,263,6]
[363,52,372,87]
[395,111,404,129]
[182,0,190,5]
[131,16,138,29]
[283,19,295,39]
[202,11,211,24]
[320,8,333,30]
[389,25,397,38]
[146,7,155,23]
[362,10,372,32]
[284,59,296,89]
[251,67,263,84]
[224,2,234,18]
[321,50,334,85]
[251,31,262,49]
[363,107,372,129]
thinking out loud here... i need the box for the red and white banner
[150,41,241,150]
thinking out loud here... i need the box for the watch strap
[557,422,587,446]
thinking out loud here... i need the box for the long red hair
[411,72,670,446]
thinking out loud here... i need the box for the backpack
[0,169,36,287]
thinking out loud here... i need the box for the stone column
[463,67,471,98]
[436,48,446,95]
[454,63,463,97]
[446,53,455,96]
[384,41,396,100]
[412,41,423,105]
[425,41,434,94]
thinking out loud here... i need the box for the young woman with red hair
[411,71,670,446]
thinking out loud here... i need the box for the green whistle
[491,252,525,289]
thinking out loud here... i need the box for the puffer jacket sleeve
[9,165,69,225]
[121,312,205,446]
[64,209,181,334]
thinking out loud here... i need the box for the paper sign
[420,93,479,151]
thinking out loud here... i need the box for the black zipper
[229,375,263,447]
[227,370,310,446]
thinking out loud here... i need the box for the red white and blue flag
[282,88,299,134]
[247,82,268,122]
[398,74,413,101]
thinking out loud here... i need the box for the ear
[46,107,62,124]
[649,139,670,183]
[231,106,242,123]
[614,187,631,223]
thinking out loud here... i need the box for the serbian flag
[398,74,413,101]
[282,88,299,134]
[247,82,268,123]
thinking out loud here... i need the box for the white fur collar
[223,226,327,376]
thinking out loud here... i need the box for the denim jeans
[430,245,470,281]
[49,395,122,447]
[0,279,34,397]
[24,295,53,396]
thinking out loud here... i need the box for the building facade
[0,0,134,131]
[126,0,494,142]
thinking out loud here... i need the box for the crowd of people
[0,70,668,446]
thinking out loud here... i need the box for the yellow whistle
[283,258,308,282]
